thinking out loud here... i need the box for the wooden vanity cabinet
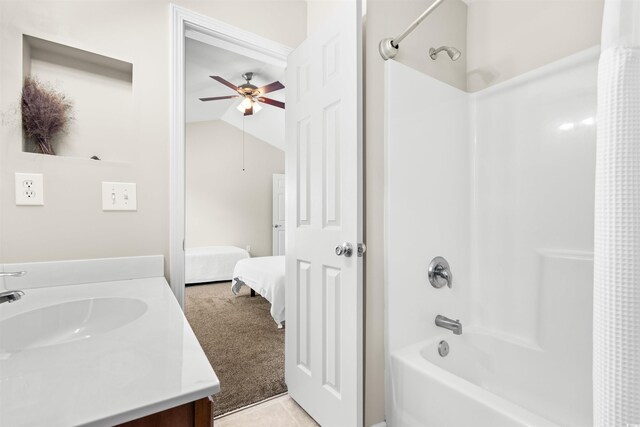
[116,396,213,427]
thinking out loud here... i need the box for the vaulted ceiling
[185,38,286,150]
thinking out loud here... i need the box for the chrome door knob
[335,242,353,257]
[428,256,452,288]
[274,224,280,228]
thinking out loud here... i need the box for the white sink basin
[0,297,147,353]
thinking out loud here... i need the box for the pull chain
[242,115,246,172]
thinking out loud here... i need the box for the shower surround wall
[383,57,471,358]
[385,48,597,426]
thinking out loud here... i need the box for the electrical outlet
[15,173,44,205]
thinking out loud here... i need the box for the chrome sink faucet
[435,315,462,335]
[0,271,26,305]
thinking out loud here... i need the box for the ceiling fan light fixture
[240,97,253,109]
[237,97,251,113]
[236,96,262,114]
[204,73,284,115]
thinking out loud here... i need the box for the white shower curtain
[594,0,640,425]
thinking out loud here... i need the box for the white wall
[466,0,604,92]
[185,120,284,257]
[0,1,306,268]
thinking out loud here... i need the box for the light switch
[15,173,44,205]
[102,182,137,211]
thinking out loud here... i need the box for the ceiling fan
[199,72,285,116]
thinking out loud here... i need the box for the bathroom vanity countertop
[0,277,220,427]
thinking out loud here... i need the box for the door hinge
[357,243,366,257]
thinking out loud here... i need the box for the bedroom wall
[185,120,284,257]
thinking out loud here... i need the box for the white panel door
[273,174,286,255]
[285,1,363,426]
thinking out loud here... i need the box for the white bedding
[185,246,250,284]
[232,256,286,326]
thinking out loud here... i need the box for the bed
[231,256,286,327]
[185,246,250,284]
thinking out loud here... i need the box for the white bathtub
[389,331,589,427]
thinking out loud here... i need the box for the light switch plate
[15,173,44,205]
[102,182,137,211]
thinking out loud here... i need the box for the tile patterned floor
[215,394,319,427]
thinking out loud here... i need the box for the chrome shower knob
[335,242,353,257]
[428,256,452,288]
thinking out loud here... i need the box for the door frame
[169,4,292,307]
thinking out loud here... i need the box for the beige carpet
[184,282,286,417]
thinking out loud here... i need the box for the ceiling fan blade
[257,97,285,109]
[199,95,239,102]
[244,105,253,116]
[211,76,240,92]
[257,81,285,95]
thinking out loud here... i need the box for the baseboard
[369,422,387,427]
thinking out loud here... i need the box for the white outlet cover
[102,182,137,211]
[15,173,44,205]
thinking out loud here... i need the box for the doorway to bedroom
[182,36,288,418]
[171,2,364,425]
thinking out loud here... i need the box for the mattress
[232,256,286,326]
[185,246,250,284]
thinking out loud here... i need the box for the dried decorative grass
[21,76,73,155]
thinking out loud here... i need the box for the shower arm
[379,0,448,61]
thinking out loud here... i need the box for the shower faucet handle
[428,257,452,289]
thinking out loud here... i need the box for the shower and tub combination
[382,0,640,426]
[385,50,596,426]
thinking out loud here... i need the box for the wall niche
[22,35,134,161]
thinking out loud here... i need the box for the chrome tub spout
[435,315,462,335]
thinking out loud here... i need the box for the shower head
[429,46,461,61]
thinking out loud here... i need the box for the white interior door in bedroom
[284,1,363,426]
[273,174,286,256]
